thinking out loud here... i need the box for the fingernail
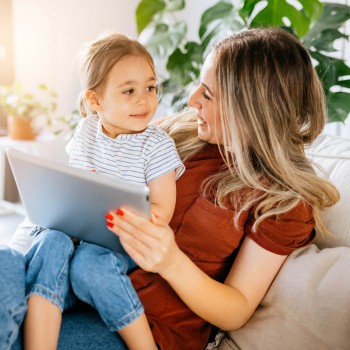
[116,208,124,216]
[105,213,113,220]
[106,221,114,228]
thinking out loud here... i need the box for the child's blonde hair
[159,28,339,236]
[77,32,155,117]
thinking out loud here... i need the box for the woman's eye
[123,89,134,95]
[202,92,211,100]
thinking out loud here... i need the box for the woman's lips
[198,115,207,125]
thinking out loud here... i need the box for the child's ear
[85,90,101,112]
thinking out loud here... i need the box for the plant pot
[7,115,36,140]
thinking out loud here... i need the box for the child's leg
[24,229,74,350]
[118,313,157,350]
[0,247,26,350]
[70,243,157,350]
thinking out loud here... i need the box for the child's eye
[123,89,134,95]
[146,86,156,92]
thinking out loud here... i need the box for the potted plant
[0,83,58,140]
[135,0,350,122]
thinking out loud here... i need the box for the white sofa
[210,133,350,350]
[9,133,350,349]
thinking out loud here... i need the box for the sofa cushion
[305,134,350,248]
[214,244,350,350]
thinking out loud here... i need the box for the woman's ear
[85,90,101,112]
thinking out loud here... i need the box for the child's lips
[130,112,149,119]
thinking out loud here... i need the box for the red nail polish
[105,213,113,220]
[106,221,114,228]
[116,208,124,216]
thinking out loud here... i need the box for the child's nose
[136,93,148,106]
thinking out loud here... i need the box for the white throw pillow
[306,134,350,248]
[214,244,350,350]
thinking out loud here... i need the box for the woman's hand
[105,209,181,275]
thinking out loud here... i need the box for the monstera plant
[136,0,350,122]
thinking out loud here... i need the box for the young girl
[23,33,184,350]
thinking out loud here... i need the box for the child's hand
[105,209,181,275]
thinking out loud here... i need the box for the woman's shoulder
[247,200,315,255]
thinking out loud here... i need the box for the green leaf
[144,21,187,59]
[167,42,204,86]
[337,80,350,89]
[165,0,185,12]
[303,3,350,47]
[298,0,323,25]
[199,0,245,51]
[311,52,350,92]
[38,83,48,90]
[136,0,166,33]
[327,92,350,122]
[249,0,310,37]
[308,28,348,52]
[239,0,260,21]
[321,2,350,27]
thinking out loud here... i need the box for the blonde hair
[77,32,155,117]
[159,28,339,236]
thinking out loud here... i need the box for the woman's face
[187,52,223,144]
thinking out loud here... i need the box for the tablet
[6,148,150,254]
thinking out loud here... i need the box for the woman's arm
[106,209,287,330]
[147,170,176,223]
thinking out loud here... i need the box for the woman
[4,28,339,350]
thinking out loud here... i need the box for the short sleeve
[246,201,316,255]
[65,118,84,156]
[145,135,185,183]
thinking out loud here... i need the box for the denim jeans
[0,247,26,350]
[0,228,74,350]
[70,242,144,332]
[25,229,75,312]
[2,230,136,349]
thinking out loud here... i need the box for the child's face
[96,55,158,138]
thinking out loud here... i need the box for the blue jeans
[70,242,144,332]
[25,229,75,311]
[0,247,26,350]
[3,229,128,349]
[0,229,74,350]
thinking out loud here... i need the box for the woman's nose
[188,87,201,109]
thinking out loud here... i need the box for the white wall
[12,0,142,119]
[11,0,217,121]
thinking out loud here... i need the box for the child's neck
[101,123,147,139]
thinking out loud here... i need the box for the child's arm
[148,170,177,224]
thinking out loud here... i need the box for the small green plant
[0,83,58,125]
[136,0,350,122]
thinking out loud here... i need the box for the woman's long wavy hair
[159,28,339,236]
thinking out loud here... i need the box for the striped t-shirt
[67,115,185,184]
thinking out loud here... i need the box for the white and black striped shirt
[67,115,185,184]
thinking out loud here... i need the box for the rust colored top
[129,144,315,350]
